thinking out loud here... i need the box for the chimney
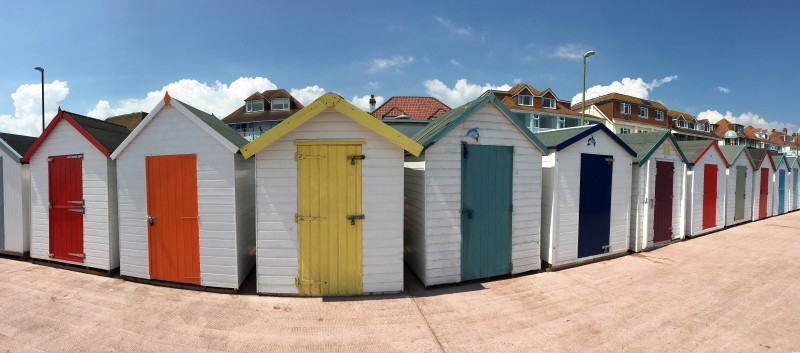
[783,128,788,135]
[368,94,377,113]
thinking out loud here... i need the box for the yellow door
[295,140,363,295]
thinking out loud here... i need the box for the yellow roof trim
[239,93,422,159]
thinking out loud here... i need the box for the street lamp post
[34,67,44,132]
[581,51,595,126]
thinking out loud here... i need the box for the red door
[48,154,84,263]
[702,164,718,230]
[759,168,769,219]
[146,154,200,284]
[653,161,674,243]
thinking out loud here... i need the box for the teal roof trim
[411,91,548,154]
[620,132,691,168]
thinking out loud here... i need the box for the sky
[2,0,800,136]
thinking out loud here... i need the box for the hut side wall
[0,149,26,254]
[403,160,427,285]
[687,148,727,236]
[255,110,405,294]
[234,153,256,285]
[724,156,753,226]
[29,120,116,270]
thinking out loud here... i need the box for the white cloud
[450,59,460,66]
[570,75,678,105]
[290,85,326,105]
[698,110,796,132]
[351,94,385,111]
[367,81,380,89]
[553,44,591,60]
[434,17,472,36]
[0,80,70,136]
[367,55,415,73]
[718,86,730,94]
[423,79,512,107]
[88,77,277,119]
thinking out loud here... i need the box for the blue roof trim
[555,124,637,156]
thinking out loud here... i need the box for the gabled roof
[676,140,730,167]
[371,96,451,120]
[22,108,130,162]
[111,93,248,159]
[410,91,548,154]
[222,88,305,125]
[0,132,37,162]
[533,124,637,156]
[772,154,787,169]
[786,156,798,169]
[718,145,755,169]
[617,131,690,167]
[745,148,776,171]
[239,93,423,159]
[106,112,147,131]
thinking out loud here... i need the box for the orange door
[146,154,200,284]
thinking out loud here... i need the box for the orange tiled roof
[575,93,669,111]
[371,97,451,120]
[496,83,595,119]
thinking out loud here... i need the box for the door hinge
[348,154,366,165]
[347,214,365,225]
[295,277,326,285]
[294,153,326,161]
[67,199,85,205]
[66,154,84,159]
[48,252,54,258]
[605,157,614,166]
[295,214,325,223]
[601,245,611,253]
[462,143,469,159]
[67,208,85,214]
[68,252,86,259]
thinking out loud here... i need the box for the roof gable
[718,145,754,169]
[676,140,730,167]
[772,154,787,169]
[410,91,548,154]
[617,132,690,166]
[746,148,776,171]
[22,108,130,162]
[239,93,423,159]
[533,124,637,156]
[0,132,37,162]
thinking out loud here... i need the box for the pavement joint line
[406,286,446,353]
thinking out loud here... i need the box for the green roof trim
[411,91,548,154]
[533,124,637,156]
[617,131,690,167]
[772,154,786,169]
[786,156,798,169]
[175,99,248,148]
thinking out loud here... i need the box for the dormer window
[655,111,664,121]
[696,123,705,131]
[246,100,265,113]
[735,125,743,133]
[518,95,533,106]
[271,98,290,111]
[620,103,631,114]
[638,107,648,118]
[542,98,556,109]
[677,119,686,128]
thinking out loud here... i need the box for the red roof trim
[695,141,731,168]
[21,108,111,162]
[765,153,777,171]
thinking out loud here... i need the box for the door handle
[347,214,365,225]
[148,216,156,226]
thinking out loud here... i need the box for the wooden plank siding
[0,148,29,255]
[773,163,789,216]
[752,158,773,221]
[255,110,405,295]
[115,106,254,289]
[403,160,428,285]
[685,148,727,237]
[724,156,753,227]
[29,120,118,270]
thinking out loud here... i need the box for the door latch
[347,214,365,225]
[460,208,473,219]
[348,154,366,165]
[148,216,156,226]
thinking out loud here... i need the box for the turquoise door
[794,168,798,210]
[778,170,786,214]
[461,144,513,281]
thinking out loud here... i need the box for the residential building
[371,96,451,137]
[668,110,720,141]
[222,89,304,141]
[572,93,670,135]
[106,112,147,131]
[767,128,800,155]
[714,118,777,149]
[497,83,602,133]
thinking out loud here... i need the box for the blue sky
[2,0,800,136]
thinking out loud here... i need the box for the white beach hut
[772,154,790,216]
[0,133,36,256]
[746,148,774,221]
[677,140,729,237]
[718,145,754,227]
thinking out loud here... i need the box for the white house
[718,145,754,227]
[677,140,729,237]
[0,133,36,256]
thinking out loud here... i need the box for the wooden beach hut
[677,140,729,237]
[772,154,790,215]
[534,124,635,268]
[718,145,754,227]
[403,91,548,286]
[746,148,774,220]
[0,133,36,256]
[788,156,799,211]
[239,93,422,296]
[110,93,255,289]
[618,132,689,252]
[22,109,129,271]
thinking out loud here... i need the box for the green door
[734,166,747,221]
[461,144,513,281]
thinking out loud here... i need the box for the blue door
[578,153,613,258]
[794,168,798,210]
[778,170,786,214]
[461,144,513,281]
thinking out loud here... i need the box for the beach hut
[110,94,254,289]
[677,140,729,237]
[618,132,690,252]
[533,124,635,268]
[403,91,548,286]
[0,133,36,256]
[238,93,422,296]
[746,148,774,220]
[22,109,129,271]
[718,145,754,227]
[788,156,799,211]
[772,154,790,215]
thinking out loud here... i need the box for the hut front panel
[403,159,428,285]
[550,132,632,266]
[773,164,789,216]
[255,110,405,294]
[724,156,753,226]
[234,154,256,285]
[422,105,542,285]
[0,149,26,254]
[688,149,726,236]
[752,159,773,220]
[116,106,243,289]
[640,140,686,250]
[29,120,115,270]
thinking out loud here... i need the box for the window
[735,125,744,133]
[655,111,664,121]
[526,114,539,130]
[542,98,556,109]
[677,120,686,128]
[557,116,565,129]
[688,122,696,129]
[696,123,705,131]
[638,107,648,118]
[620,128,631,134]
[246,100,264,113]
[620,103,631,114]
[518,95,533,106]
[271,98,290,110]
